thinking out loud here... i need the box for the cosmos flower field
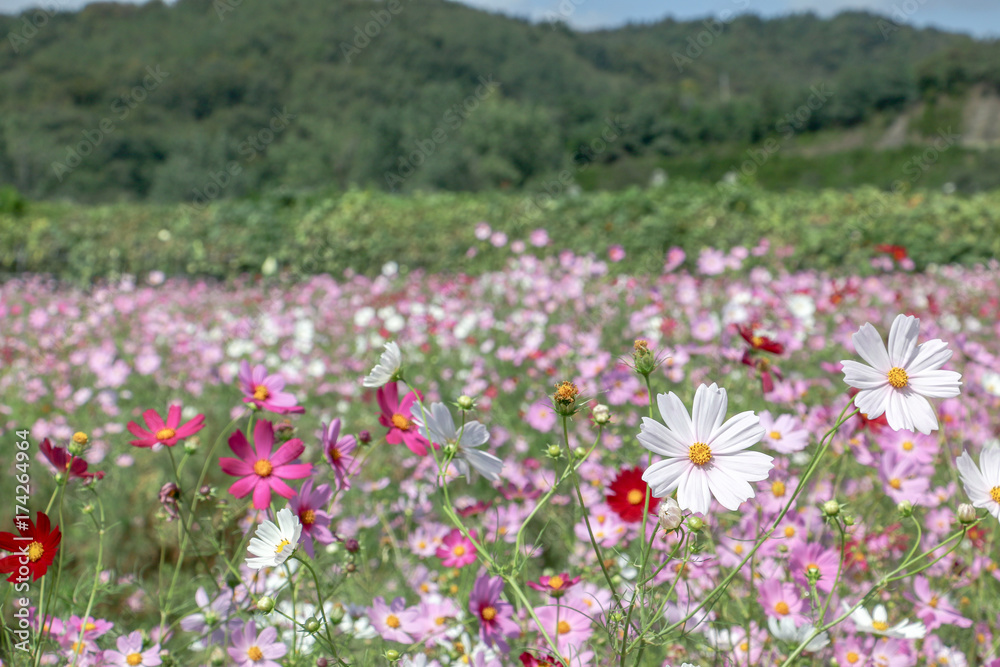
[1,233,1000,667]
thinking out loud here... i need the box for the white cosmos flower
[956,445,1000,524]
[362,341,402,388]
[638,383,773,515]
[411,402,503,482]
[246,508,302,570]
[767,616,829,651]
[841,314,961,434]
[846,603,925,639]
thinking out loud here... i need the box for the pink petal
[269,440,305,467]
[228,476,257,499]
[219,457,254,476]
[166,405,183,429]
[252,481,273,509]
[254,420,275,460]
[273,463,313,480]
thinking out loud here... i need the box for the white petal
[901,392,939,435]
[638,417,689,457]
[873,605,888,623]
[841,360,890,390]
[907,370,962,398]
[705,464,755,510]
[956,450,989,501]
[887,314,920,368]
[980,445,1000,484]
[905,338,952,374]
[656,392,695,445]
[642,458,689,496]
[708,412,765,454]
[458,421,490,448]
[677,466,711,515]
[463,449,503,482]
[852,323,891,372]
[854,385,891,419]
[716,451,774,481]
[692,384,727,443]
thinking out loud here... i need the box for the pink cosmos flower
[377,382,432,456]
[788,542,840,594]
[527,573,581,597]
[757,579,808,623]
[369,596,420,643]
[287,479,334,558]
[103,631,161,666]
[879,450,930,504]
[608,245,626,262]
[321,419,357,489]
[219,420,313,510]
[127,405,205,448]
[909,576,972,631]
[757,412,810,454]
[470,574,520,652]
[228,620,286,667]
[533,605,593,654]
[238,361,305,415]
[435,528,477,568]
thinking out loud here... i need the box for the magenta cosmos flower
[238,361,305,415]
[321,419,357,489]
[228,620,286,667]
[377,382,432,456]
[40,438,104,482]
[470,574,520,652]
[219,420,313,509]
[436,528,477,568]
[527,573,581,598]
[369,596,420,644]
[127,405,205,448]
[103,631,161,666]
[287,479,333,558]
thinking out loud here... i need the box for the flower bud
[209,647,226,666]
[328,606,345,624]
[345,538,360,553]
[73,431,89,446]
[896,500,913,518]
[573,446,586,459]
[442,443,457,457]
[552,380,580,416]
[632,340,656,376]
[255,596,275,613]
[592,404,611,425]
[657,497,683,531]
[546,444,563,459]
[316,659,329,667]
[183,439,199,455]
[843,514,855,526]
[81,504,94,515]
[805,565,822,585]
[385,649,401,662]
[957,503,976,525]
[821,500,841,517]
[54,472,67,486]
[358,430,372,445]
[304,617,321,633]
[457,395,475,410]
[686,516,704,531]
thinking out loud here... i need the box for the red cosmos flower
[741,351,784,393]
[527,573,580,597]
[0,512,61,582]
[875,244,908,261]
[127,405,206,448]
[39,439,104,482]
[519,652,564,667]
[456,500,493,518]
[219,420,313,510]
[737,325,785,355]
[376,382,432,456]
[606,467,660,523]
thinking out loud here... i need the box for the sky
[1,0,998,37]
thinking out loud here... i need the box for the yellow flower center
[253,459,273,477]
[453,545,466,557]
[553,381,579,404]
[84,622,96,632]
[769,430,782,440]
[990,486,1000,503]
[847,652,860,664]
[626,489,644,505]
[751,335,764,347]
[688,442,712,466]
[928,596,939,609]
[772,481,786,497]
[301,509,316,525]
[274,538,291,554]
[386,614,401,629]
[887,367,908,389]
[253,385,270,401]
[774,601,790,615]
[330,447,342,461]
[247,645,264,661]
[557,620,571,634]
[73,431,89,445]
[739,641,749,652]
[27,541,44,562]
[126,653,143,666]
[481,606,497,621]
[156,428,176,441]
[902,440,914,451]
[548,575,564,589]
[872,620,889,632]
[391,414,410,430]
[784,526,796,538]
[806,562,819,574]
[889,478,902,490]
[734,544,744,554]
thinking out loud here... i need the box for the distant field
[2,182,1000,284]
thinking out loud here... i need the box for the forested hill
[1,0,998,202]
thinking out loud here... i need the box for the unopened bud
[72,431,89,446]
[573,446,586,459]
[546,444,562,458]
[328,607,345,624]
[385,649,400,661]
[632,340,656,376]
[345,538,360,553]
[592,403,611,425]
[457,395,475,410]
[316,659,329,667]
[657,497,683,531]
[255,596,275,613]
[209,647,226,666]
[304,617,321,633]
[843,514,855,526]
[956,503,976,525]
[805,565,822,585]
[822,500,841,517]
[897,500,913,518]
[358,430,372,444]
[81,504,94,515]
[686,516,704,531]
[183,439,199,455]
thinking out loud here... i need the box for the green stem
[69,493,105,667]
